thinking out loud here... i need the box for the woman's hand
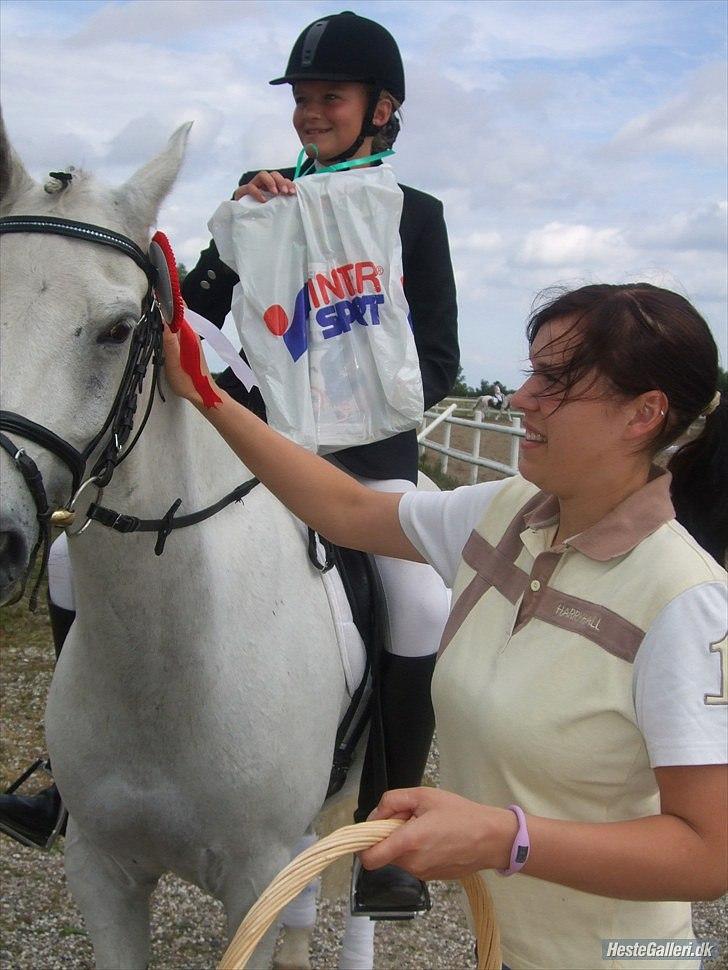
[359,788,517,881]
[233,171,296,203]
[361,770,728,900]
[162,323,216,409]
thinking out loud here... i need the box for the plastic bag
[208,165,424,452]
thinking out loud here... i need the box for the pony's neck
[67,387,253,607]
[112,387,250,507]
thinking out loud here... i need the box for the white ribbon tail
[184,308,257,391]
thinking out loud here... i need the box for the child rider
[182,11,460,918]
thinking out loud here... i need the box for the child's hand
[233,171,296,203]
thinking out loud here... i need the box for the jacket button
[530,579,541,592]
[200,280,211,290]
[207,270,216,280]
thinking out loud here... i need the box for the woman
[164,282,727,969]
[181,11,459,917]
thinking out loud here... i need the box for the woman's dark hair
[526,283,727,564]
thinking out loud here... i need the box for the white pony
[0,120,370,968]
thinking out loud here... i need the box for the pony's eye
[97,320,132,345]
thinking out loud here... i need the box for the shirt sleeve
[398,480,507,587]
[634,582,728,767]
[401,194,459,409]
[181,237,239,329]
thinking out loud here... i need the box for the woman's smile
[510,318,630,496]
[522,423,547,447]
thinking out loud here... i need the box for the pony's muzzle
[0,522,29,605]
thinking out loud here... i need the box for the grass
[418,457,459,491]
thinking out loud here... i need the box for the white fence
[418,398,524,483]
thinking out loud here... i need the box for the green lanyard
[293,146,395,180]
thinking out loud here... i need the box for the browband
[0,215,156,282]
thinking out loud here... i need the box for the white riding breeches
[346,474,450,659]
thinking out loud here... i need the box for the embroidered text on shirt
[555,602,602,631]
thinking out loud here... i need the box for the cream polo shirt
[399,472,727,970]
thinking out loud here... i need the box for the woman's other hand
[233,171,296,203]
[360,787,517,881]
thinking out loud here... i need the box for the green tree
[176,262,188,282]
[451,365,470,396]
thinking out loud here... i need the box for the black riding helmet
[270,11,405,163]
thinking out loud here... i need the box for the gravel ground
[1,529,726,970]
[0,595,478,969]
[0,840,475,969]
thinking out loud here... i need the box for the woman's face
[510,318,637,498]
[292,80,382,163]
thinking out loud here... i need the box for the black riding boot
[352,651,437,919]
[0,599,75,849]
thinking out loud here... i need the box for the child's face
[292,81,372,163]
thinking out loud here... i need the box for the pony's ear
[0,110,38,213]
[114,122,192,242]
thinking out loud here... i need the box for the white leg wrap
[279,834,319,929]
[339,910,375,970]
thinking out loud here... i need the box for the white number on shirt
[704,637,728,706]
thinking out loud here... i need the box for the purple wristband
[497,804,530,876]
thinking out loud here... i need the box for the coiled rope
[219,819,501,969]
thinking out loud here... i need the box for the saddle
[307,530,389,800]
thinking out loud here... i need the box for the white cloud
[518,222,629,268]
[419,0,669,66]
[69,0,264,45]
[610,62,728,160]
[1,0,725,387]
[451,230,503,253]
[634,201,728,253]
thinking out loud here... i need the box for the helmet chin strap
[325,85,383,165]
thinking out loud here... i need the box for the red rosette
[150,230,221,409]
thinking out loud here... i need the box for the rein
[0,214,258,608]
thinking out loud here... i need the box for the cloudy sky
[1,0,726,388]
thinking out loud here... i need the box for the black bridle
[0,214,258,609]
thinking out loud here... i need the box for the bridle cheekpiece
[0,213,257,609]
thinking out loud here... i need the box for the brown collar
[522,468,675,562]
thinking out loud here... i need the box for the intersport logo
[262,260,386,362]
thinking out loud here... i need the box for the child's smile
[292,80,386,164]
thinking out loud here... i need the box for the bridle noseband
[0,214,258,609]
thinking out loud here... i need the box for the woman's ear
[373,97,393,128]
[624,390,669,443]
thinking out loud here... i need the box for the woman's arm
[162,326,424,561]
[360,764,728,901]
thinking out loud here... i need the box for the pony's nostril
[0,529,27,567]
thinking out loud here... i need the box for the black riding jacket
[182,166,459,483]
